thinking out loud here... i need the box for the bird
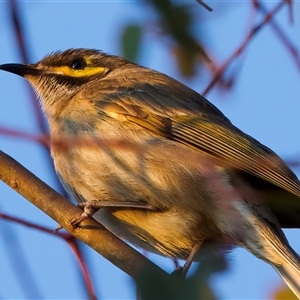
[1,48,300,297]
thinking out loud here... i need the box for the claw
[70,201,101,228]
[71,212,90,228]
[54,224,63,233]
[71,199,155,228]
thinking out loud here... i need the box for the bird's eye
[70,59,87,70]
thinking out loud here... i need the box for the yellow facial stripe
[49,65,106,77]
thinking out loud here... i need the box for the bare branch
[0,150,173,299]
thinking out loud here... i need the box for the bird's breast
[49,117,242,258]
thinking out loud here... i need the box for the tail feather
[233,201,300,299]
[253,216,300,299]
[273,247,300,299]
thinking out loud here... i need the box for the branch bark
[0,150,178,299]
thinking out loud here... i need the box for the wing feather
[89,84,300,198]
[171,116,300,197]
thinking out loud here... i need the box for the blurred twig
[8,0,69,196]
[149,0,209,76]
[0,212,43,298]
[0,213,96,300]
[7,3,88,295]
[0,127,50,148]
[285,157,300,170]
[0,150,183,300]
[9,0,48,137]
[253,1,300,70]
[203,1,286,96]
[196,0,213,12]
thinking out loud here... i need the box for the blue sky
[0,1,300,299]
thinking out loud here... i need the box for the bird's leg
[171,240,203,278]
[71,200,155,227]
[182,240,203,277]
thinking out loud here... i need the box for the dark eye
[70,59,87,70]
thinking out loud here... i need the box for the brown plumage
[1,48,300,298]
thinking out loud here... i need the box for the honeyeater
[1,48,300,298]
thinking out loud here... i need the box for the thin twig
[196,0,213,12]
[254,1,300,70]
[203,1,285,96]
[0,213,96,299]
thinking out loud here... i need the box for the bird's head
[0,48,132,117]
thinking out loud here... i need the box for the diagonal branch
[0,150,175,299]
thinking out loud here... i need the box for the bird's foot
[71,200,155,228]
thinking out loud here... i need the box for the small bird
[1,48,300,297]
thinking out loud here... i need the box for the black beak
[0,63,42,77]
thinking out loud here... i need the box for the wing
[84,81,300,198]
[170,115,300,197]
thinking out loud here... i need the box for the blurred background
[0,1,299,299]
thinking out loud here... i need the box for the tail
[233,201,300,299]
[250,214,300,299]
[272,245,300,299]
